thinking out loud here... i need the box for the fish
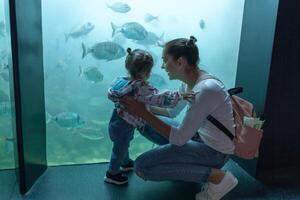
[79,65,103,83]
[148,73,166,87]
[82,42,125,61]
[199,19,206,30]
[106,2,131,13]
[78,127,104,140]
[111,22,148,41]
[47,112,85,129]
[64,22,95,42]
[0,21,6,37]
[135,32,164,47]
[144,13,159,23]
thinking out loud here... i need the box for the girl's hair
[125,48,154,79]
[164,36,199,66]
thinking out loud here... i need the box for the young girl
[104,48,194,185]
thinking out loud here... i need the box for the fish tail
[82,43,88,59]
[155,16,159,21]
[111,22,119,37]
[64,33,69,42]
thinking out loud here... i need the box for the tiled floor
[2,160,300,200]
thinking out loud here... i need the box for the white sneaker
[195,171,238,200]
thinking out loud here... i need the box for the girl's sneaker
[120,159,134,172]
[104,171,128,185]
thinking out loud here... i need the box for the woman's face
[161,53,181,80]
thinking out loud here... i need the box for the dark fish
[106,2,131,13]
[82,42,125,61]
[111,22,148,41]
[64,22,95,42]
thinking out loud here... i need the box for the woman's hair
[125,48,154,79]
[164,36,199,66]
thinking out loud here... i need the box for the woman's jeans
[135,116,230,183]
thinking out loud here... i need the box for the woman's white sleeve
[169,85,220,146]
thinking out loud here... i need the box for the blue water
[0,0,245,168]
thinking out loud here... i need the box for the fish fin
[64,33,69,42]
[111,22,120,37]
[159,32,164,41]
[82,43,88,59]
[154,16,159,21]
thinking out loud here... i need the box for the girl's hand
[120,96,147,117]
[181,91,197,103]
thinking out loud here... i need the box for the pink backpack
[199,73,263,159]
[207,87,263,159]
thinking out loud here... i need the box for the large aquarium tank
[0,0,16,170]
[42,0,245,166]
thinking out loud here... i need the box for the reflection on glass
[0,0,16,170]
[43,0,244,166]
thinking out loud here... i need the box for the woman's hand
[120,96,148,118]
[181,91,197,103]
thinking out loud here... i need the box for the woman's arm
[120,96,171,139]
[149,106,171,117]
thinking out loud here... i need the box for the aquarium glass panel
[43,0,245,165]
[0,0,16,170]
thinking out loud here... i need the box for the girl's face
[161,53,182,80]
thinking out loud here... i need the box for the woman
[121,36,238,200]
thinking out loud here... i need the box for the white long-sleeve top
[168,78,235,155]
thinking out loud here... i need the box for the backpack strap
[197,71,237,141]
[207,115,234,140]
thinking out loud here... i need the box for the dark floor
[2,159,300,200]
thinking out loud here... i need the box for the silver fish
[82,42,125,61]
[199,19,206,30]
[135,32,164,47]
[64,22,95,42]
[144,13,159,23]
[111,22,148,41]
[48,112,85,129]
[106,2,131,13]
[79,66,103,83]
[0,21,6,37]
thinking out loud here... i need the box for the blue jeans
[135,116,230,183]
[108,110,178,174]
[108,109,135,174]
